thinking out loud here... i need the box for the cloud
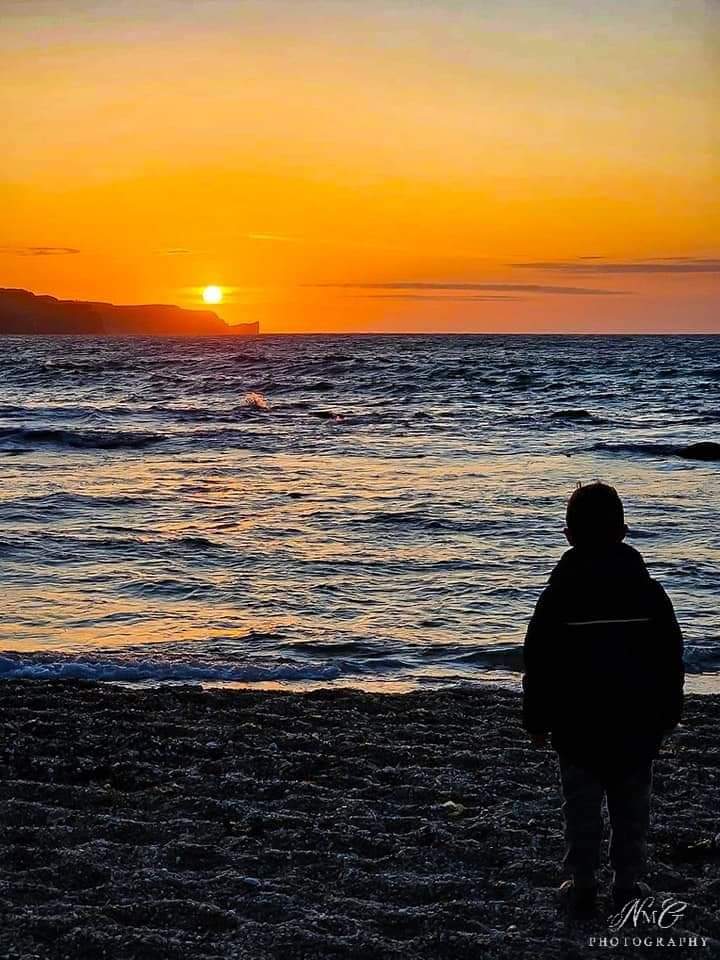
[0,246,80,256]
[351,294,525,302]
[246,233,302,243]
[314,282,629,296]
[511,258,720,274]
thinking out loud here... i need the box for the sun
[202,285,223,305]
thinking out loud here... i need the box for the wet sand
[0,681,718,959]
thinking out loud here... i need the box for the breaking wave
[0,653,345,684]
[590,441,720,462]
[1,640,712,685]
[683,642,720,673]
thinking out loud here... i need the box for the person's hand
[529,732,549,749]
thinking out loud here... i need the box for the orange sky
[1,0,718,332]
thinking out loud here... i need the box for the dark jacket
[522,542,684,772]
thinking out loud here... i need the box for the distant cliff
[0,289,259,336]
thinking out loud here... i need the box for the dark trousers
[558,754,653,887]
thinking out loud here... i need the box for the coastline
[1,682,718,958]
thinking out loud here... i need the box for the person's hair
[565,481,625,546]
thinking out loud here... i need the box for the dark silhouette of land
[0,288,259,336]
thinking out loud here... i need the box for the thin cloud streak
[512,259,720,274]
[314,282,630,296]
[246,233,303,243]
[350,294,525,302]
[1,246,80,256]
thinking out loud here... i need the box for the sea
[0,334,718,692]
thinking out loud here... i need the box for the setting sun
[202,285,223,305]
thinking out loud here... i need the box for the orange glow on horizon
[1,1,717,333]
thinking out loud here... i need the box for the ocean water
[0,334,718,691]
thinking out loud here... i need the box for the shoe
[611,880,651,911]
[557,879,598,913]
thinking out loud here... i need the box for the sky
[1,0,718,333]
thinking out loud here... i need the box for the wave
[692,410,720,425]
[0,491,142,510]
[0,532,228,563]
[550,409,605,424]
[590,441,720,462]
[352,510,502,532]
[0,404,33,417]
[0,402,144,421]
[0,652,344,684]
[0,427,164,451]
[417,642,525,671]
[683,642,720,673]
[310,410,344,422]
[432,641,719,675]
[625,527,658,539]
[0,636,715,685]
[243,391,270,412]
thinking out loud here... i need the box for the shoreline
[1,682,718,958]
[202,672,720,696]
[1,661,718,696]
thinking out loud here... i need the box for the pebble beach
[0,682,718,959]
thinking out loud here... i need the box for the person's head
[564,481,627,548]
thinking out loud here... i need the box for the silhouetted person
[522,482,684,913]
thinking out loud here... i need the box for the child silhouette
[522,482,684,912]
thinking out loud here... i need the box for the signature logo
[609,897,687,932]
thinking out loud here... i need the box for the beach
[0,682,718,959]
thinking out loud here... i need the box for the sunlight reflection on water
[0,335,718,689]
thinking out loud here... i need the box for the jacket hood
[549,541,650,586]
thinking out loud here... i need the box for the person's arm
[522,586,556,743]
[650,582,684,732]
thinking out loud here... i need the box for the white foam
[0,655,342,684]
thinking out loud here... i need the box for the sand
[0,681,718,959]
